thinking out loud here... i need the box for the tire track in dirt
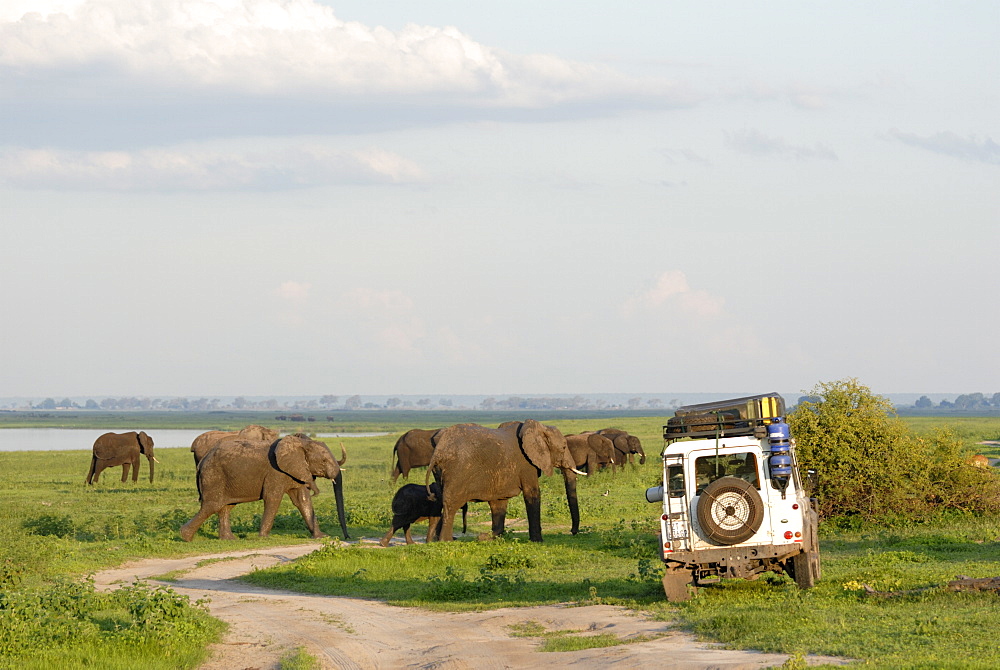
[93,541,848,669]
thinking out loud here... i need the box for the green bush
[23,514,77,538]
[0,578,222,664]
[789,379,1000,520]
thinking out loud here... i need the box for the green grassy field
[3,414,1000,668]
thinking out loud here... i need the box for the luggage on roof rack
[663,393,786,441]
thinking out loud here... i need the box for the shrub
[789,379,1000,519]
[23,514,76,539]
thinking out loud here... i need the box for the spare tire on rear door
[696,476,764,545]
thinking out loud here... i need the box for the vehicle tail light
[783,531,794,540]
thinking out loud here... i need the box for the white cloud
[887,130,1000,165]
[622,270,724,320]
[725,128,838,161]
[273,280,311,303]
[0,0,685,108]
[343,288,415,313]
[0,144,425,190]
[734,81,831,110]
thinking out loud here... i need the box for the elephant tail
[390,433,406,482]
[194,463,204,503]
[86,455,97,485]
[424,465,436,501]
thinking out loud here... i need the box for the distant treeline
[18,394,668,412]
[797,392,1000,413]
[913,393,1000,411]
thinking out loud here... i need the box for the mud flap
[662,567,696,602]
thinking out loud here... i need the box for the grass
[4,414,1000,667]
[279,646,321,670]
[508,620,663,652]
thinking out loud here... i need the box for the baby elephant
[380,484,467,546]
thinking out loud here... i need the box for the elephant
[190,424,280,466]
[390,428,441,482]
[597,428,646,467]
[426,420,585,543]
[179,434,349,541]
[86,431,158,485]
[379,482,467,546]
[566,432,616,473]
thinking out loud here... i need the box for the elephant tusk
[571,467,588,476]
[152,456,161,463]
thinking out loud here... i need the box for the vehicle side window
[667,465,685,498]
[694,452,759,493]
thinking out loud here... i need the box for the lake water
[0,429,390,452]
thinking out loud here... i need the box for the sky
[1,0,998,399]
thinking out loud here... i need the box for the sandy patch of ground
[93,541,849,670]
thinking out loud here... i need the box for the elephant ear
[137,431,153,454]
[518,420,553,476]
[274,437,311,484]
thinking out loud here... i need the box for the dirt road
[93,542,847,669]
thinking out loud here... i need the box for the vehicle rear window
[694,452,759,493]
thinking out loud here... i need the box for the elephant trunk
[332,471,350,540]
[147,454,155,483]
[638,448,646,466]
[562,468,580,535]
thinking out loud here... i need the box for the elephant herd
[84,422,644,545]
[85,426,349,542]
[383,422,645,545]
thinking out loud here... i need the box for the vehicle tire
[791,549,817,589]
[662,567,696,601]
[696,476,764,545]
[791,512,821,587]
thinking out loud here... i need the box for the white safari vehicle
[646,393,820,601]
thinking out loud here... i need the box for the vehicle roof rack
[663,393,786,442]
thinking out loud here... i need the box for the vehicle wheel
[662,567,696,601]
[796,512,821,585]
[696,476,764,545]
[791,549,817,589]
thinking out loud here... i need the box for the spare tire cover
[696,476,764,545]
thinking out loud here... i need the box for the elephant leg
[426,516,441,542]
[180,502,224,542]
[259,495,282,537]
[119,463,130,483]
[132,457,141,482]
[522,486,543,542]
[437,502,460,541]
[217,504,238,540]
[290,488,325,539]
[487,499,509,537]
[425,517,440,543]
